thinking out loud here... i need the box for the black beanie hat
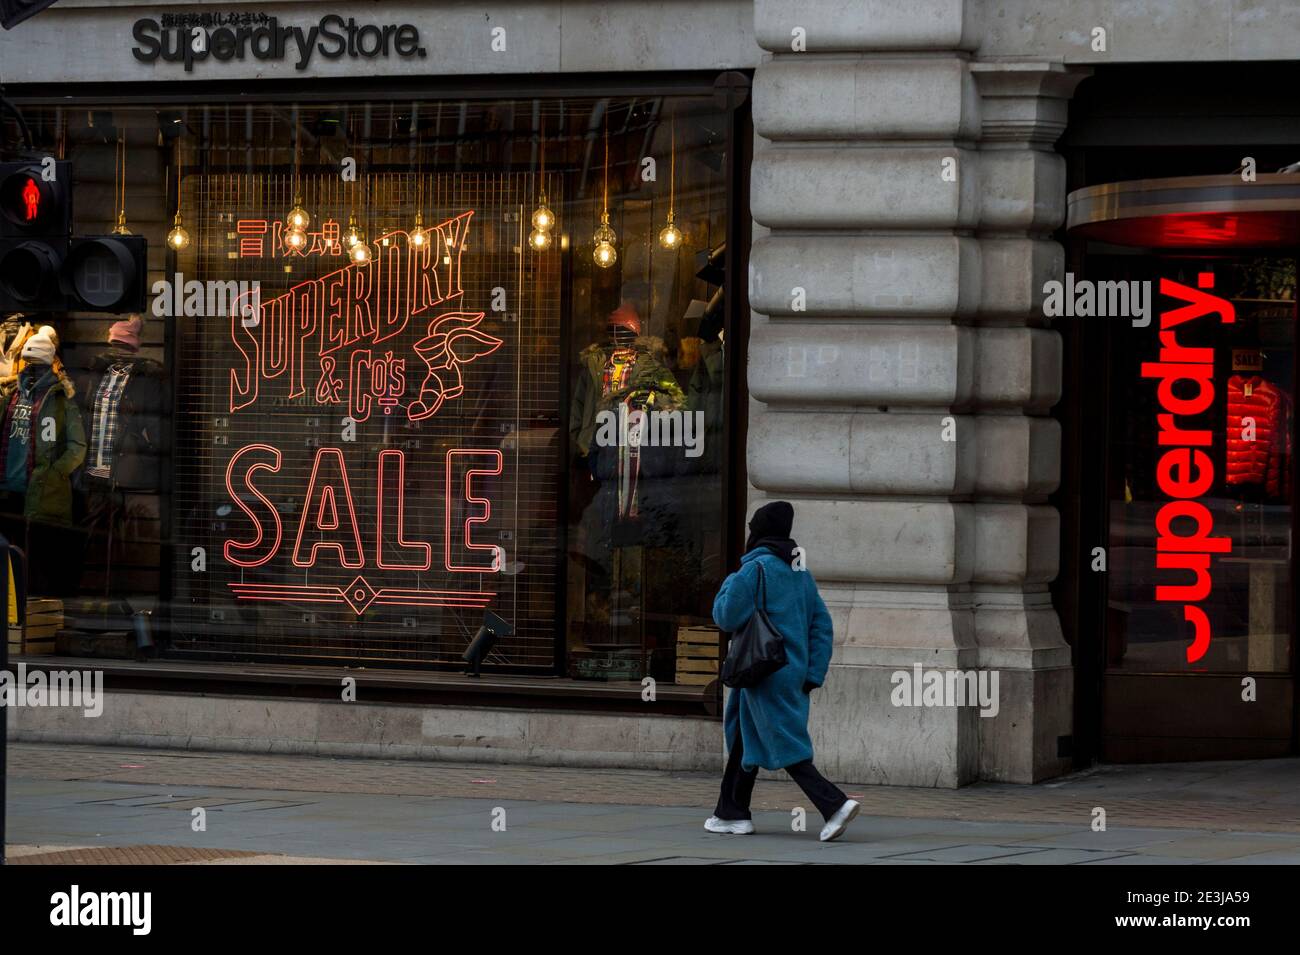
[748,500,793,542]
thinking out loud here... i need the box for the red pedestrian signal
[0,160,147,313]
[20,177,39,221]
[0,162,67,234]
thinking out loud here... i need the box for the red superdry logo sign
[1140,273,1235,664]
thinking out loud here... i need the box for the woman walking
[705,501,860,841]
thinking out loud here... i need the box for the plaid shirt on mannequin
[86,362,132,479]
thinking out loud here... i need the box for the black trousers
[714,727,848,823]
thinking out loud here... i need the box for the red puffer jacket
[1226,375,1291,496]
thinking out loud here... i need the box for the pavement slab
[5,742,1300,864]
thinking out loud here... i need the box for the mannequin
[0,326,83,513]
[75,315,165,597]
[567,303,687,654]
[569,303,685,461]
[77,315,164,491]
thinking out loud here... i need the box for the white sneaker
[818,799,860,842]
[704,816,755,834]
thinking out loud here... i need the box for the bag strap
[753,561,767,609]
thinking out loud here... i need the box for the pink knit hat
[607,303,641,336]
[108,315,143,350]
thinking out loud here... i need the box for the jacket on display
[75,353,166,491]
[569,335,686,458]
[714,547,834,772]
[0,365,87,524]
[1226,375,1293,498]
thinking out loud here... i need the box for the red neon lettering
[376,449,432,570]
[445,449,503,573]
[228,210,480,415]
[236,219,268,258]
[348,257,375,344]
[1149,273,1234,665]
[293,448,364,569]
[411,212,473,314]
[374,237,406,344]
[229,297,260,413]
[348,349,373,422]
[224,444,283,567]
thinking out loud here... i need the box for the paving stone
[7,743,1300,864]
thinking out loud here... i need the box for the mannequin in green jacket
[569,303,685,458]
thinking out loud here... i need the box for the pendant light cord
[117,131,126,221]
[669,111,675,219]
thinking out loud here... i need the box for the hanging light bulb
[350,236,373,264]
[594,239,617,268]
[531,200,555,233]
[167,212,190,250]
[658,112,683,251]
[593,117,616,268]
[530,116,556,242]
[284,227,307,251]
[658,214,683,251]
[528,228,553,252]
[165,146,189,250]
[409,211,427,249]
[111,132,132,235]
[285,197,311,233]
[593,212,617,269]
[344,214,364,249]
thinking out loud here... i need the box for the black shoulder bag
[720,563,789,688]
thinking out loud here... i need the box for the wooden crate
[7,598,63,655]
[675,625,721,686]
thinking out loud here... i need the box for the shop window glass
[0,96,733,689]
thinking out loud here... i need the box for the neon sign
[176,170,562,663]
[224,445,501,612]
[1140,273,1235,664]
[229,211,489,419]
[219,206,508,616]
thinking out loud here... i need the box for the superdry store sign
[172,172,563,668]
[1140,274,1235,665]
[131,14,426,71]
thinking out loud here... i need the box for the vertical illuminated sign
[1141,273,1235,664]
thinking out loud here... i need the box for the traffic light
[0,160,70,309]
[64,236,148,311]
[0,160,148,313]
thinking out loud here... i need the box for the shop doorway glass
[1094,251,1297,760]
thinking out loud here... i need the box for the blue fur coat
[714,547,834,771]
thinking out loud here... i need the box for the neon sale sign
[218,208,508,616]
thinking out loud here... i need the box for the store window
[0,93,736,688]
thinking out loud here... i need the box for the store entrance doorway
[1066,175,1300,761]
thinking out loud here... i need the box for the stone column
[747,1,1086,785]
